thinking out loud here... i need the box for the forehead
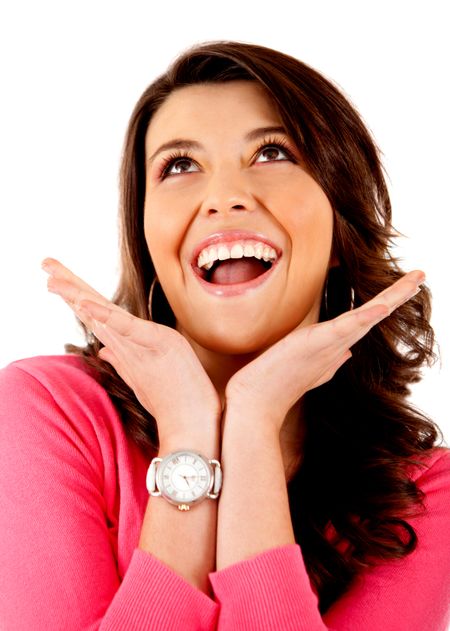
[145,81,281,148]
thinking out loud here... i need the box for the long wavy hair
[65,40,443,613]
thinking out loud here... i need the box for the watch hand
[179,474,193,489]
[183,474,199,488]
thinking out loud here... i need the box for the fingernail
[41,260,54,274]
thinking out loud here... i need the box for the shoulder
[0,353,101,392]
[0,354,122,456]
[407,446,450,487]
[0,353,108,408]
[404,447,450,536]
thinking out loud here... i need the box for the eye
[255,143,292,163]
[158,137,296,180]
[159,151,199,179]
[167,158,196,175]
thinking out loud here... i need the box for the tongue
[210,258,268,285]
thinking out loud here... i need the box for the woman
[1,40,449,630]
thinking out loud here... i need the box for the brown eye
[166,158,199,176]
[255,144,290,163]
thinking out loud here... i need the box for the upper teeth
[197,240,278,270]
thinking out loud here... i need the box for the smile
[191,233,281,297]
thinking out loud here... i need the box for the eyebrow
[146,125,288,164]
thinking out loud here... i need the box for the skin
[143,82,337,405]
[141,80,341,464]
[40,80,427,591]
[42,82,426,477]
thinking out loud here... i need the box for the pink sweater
[0,354,449,631]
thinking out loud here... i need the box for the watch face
[156,451,213,506]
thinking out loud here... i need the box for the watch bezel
[156,450,214,507]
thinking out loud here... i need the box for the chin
[177,303,321,355]
[187,323,295,356]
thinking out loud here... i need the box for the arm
[215,406,295,568]
[207,271,438,629]
[36,259,225,628]
[0,362,219,631]
[210,404,450,631]
[137,426,221,598]
[211,404,326,630]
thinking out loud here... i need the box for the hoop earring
[148,276,159,321]
[324,271,355,319]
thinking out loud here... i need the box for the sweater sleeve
[208,449,450,631]
[0,362,219,631]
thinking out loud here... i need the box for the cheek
[290,202,333,249]
[267,180,334,254]
[144,194,187,263]
[270,183,334,302]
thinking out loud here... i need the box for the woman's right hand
[42,258,222,446]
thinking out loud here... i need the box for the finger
[46,272,128,337]
[42,258,106,303]
[357,270,425,316]
[42,258,124,333]
[79,299,160,348]
[86,314,139,362]
[329,271,425,350]
[96,346,136,391]
[47,278,109,333]
[314,302,388,354]
[316,349,353,387]
[98,345,115,362]
[88,316,159,402]
[47,276,101,306]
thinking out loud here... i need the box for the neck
[193,345,260,410]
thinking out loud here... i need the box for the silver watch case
[146,450,222,509]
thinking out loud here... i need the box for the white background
[0,0,448,446]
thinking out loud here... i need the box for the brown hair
[66,40,443,613]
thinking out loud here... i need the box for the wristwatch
[146,450,222,511]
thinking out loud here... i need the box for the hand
[42,258,222,443]
[225,270,426,432]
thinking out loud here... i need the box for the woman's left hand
[224,270,426,433]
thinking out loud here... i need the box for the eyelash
[158,136,296,180]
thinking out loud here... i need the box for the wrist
[221,408,280,462]
[157,409,222,456]
[158,431,220,460]
[223,398,283,439]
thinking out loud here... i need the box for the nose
[198,166,256,217]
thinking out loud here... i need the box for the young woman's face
[144,81,335,354]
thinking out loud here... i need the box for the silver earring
[324,276,329,318]
[148,276,159,321]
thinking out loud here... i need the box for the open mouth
[190,231,282,294]
[196,257,273,285]
[190,255,281,297]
